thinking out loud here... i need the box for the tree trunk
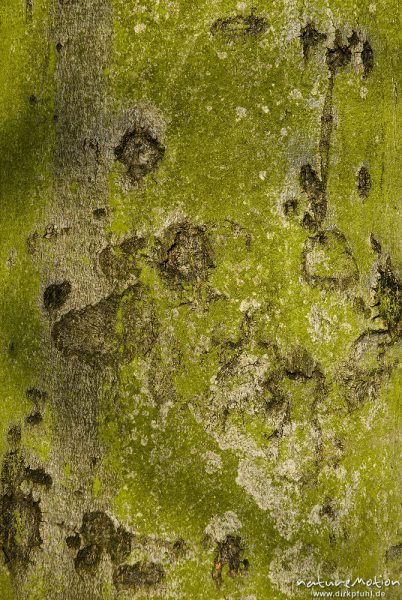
[0,1,400,599]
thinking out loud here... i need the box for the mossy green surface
[0,0,401,598]
[0,0,53,450]
[97,1,402,598]
[0,0,53,595]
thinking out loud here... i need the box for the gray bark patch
[385,543,402,564]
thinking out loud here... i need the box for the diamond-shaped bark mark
[115,126,164,183]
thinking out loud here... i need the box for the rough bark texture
[0,1,401,599]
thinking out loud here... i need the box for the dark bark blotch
[43,281,72,311]
[157,223,215,287]
[300,23,327,60]
[212,535,248,587]
[357,166,371,198]
[362,40,374,78]
[115,127,165,183]
[113,561,165,590]
[211,14,268,37]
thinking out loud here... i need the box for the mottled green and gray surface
[0,1,401,599]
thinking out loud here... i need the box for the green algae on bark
[0,0,401,598]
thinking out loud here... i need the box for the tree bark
[0,1,400,599]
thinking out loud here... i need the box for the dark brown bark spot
[172,538,186,558]
[0,449,51,576]
[115,127,165,183]
[81,511,115,547]
[7,425,21,448]
[283,197,298,216]
[66,533,81,550]
[43,281,71,310]
[26,0,33,21]
[300,164,323,199]
[372,257,402,330]
[299,164,327,225]
[25,412,43,426]
[0,494,42,572]
[24,468,52,487]
[51,285,157,365]
[108,526,133,564]
[300,23,327,60]
[362,40,374,78]
[71,511,134,568]
[26,387,48,404]
[357,166,371,198]
[7,341,17,359]
[339,331,391,411]
[26,388,47,419]
[353,297,370,319]
[93,207,107,219]
[370,233,382,255]
[348,31,360,47]
[326,31,352,74]
[212,535,248,587]
[320,501,336,519]
[302,212,317,231]
[284,346,316,379]
[74,544,102,573]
